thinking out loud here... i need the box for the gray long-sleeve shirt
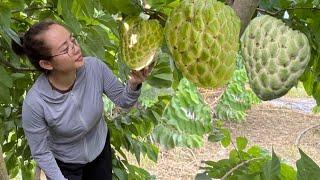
[22,57,140,180]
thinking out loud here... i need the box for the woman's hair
[11,19,59,72]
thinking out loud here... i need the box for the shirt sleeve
[22,102,67,180]
[96,58,141,108]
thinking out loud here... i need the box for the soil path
[269,97,316,114]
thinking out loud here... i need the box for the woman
[12,19,152,180]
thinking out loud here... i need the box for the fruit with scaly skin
[241,15,311,100]
[121,16,163,70]
[165,0,241,88]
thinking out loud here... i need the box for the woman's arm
[96,59,145,108]
[22,102,66,180]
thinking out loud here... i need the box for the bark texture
[230,0,260,36]
[0,146,9,180]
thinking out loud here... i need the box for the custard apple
[241,15,311,100]
[121,16,163,70]
[165,0,241,88]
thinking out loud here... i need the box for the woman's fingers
[129,62,155,84]
[142,62,154,77]
[131,70,144,81]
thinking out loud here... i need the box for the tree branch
[226,0,234,6]
[143,8,168,27]
[231,0,260,36]
[295,124,320,146]
[221,157,264,180]
[0,59,36,72]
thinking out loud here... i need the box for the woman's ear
[39,60,53,70]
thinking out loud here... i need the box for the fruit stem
[143,8,168,27]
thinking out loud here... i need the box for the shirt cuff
[135,83,142,91]
[126,83,141,96]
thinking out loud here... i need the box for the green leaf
[80,26,113,60]
[8,0,25,11]
[10,166,20,179]
[247,145,266,157]
[0,83,10,104]
[152,73,172,81]
[74,0,94,17]
[312,83,320,104]
[235,174,261,180]
[297,148,320,180]
[236,136,248,151]
[229,149,241,164]
[280,163,297,180]
[195,172,211,180]
[207,159,232,178]
[147,77,172,88]
[3,28,21,47]
[0,66,13,88]
[126,164,154,179]
[57,0,81,34]
[312,105,320,113]
[159,129,170,146]
[259,0,293,11]
[208,133,224,142]
[262,149,281,180]
[2,141,15,152]
[100,0,118,14]
[148,0,176,7]
[5,151,18,176]
[152,77,212,149]
[132,143,141,164]
[0,4,10,28]
[21,162,34,180]
[216,65,260,122]
[146,144,158,162]
[113,167,127,180]
[171,62,183,89]
[110,0,141,15]
[221,129,231,148]
[146,54,173,88]
[247,158,268,175]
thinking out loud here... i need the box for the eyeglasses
[48,36,79,58]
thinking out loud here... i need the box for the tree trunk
[0,145,9,180]
[230,0,260,36]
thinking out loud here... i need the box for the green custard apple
[121,16,163,70]
[241,15,311,100]
[165,0,241,88]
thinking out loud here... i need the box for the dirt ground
[134,98,320,180]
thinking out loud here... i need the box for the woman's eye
[63,47,69,53]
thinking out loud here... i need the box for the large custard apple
[165,0,241,88]
[241,15,311,100]
[121,16,163,70]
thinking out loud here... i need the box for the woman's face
[41,24,84,73]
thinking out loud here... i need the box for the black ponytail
[11,35,25,56]
[10,19,59,73]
